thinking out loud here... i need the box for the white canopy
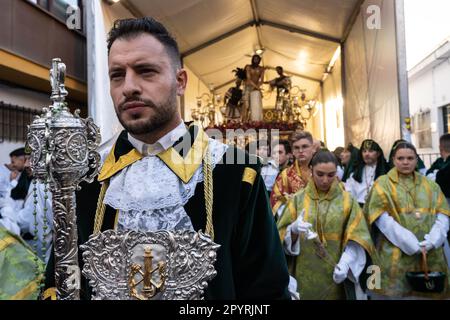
[89,0,408,154]
[119,0,361,101]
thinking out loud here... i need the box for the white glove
[288,276,300,300]
[291,209,312,235]
[333,261,350,284]
[423,214,450,250]
[419,238,433,252]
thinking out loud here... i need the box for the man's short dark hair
[440,133,450,153]
[245,139,269,155]
[9,147,26,157]
[107,17,181,68]
[275,140,291,154]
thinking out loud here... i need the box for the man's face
[312,162,337,192]
[252,56,261,66]
[10,155,26,171]
[272,144,289,167]
[292,138,314,164]
[24,156,32,177]
[108,33,186,135]
[257,145,269,159]
[276,67,282,76]
[439,144,450,159]
[362,149,379,166]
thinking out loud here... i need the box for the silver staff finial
[28,58,101,300]
[50,58,68,104]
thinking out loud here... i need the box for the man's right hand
[10,170,19,181]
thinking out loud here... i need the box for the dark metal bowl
[406,271,446,293]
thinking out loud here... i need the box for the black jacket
[44,126,290,300]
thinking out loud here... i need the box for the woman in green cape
[0,226,44,299]
[277,151,374,300]
[387,139,427,175]
[365,142,450,299]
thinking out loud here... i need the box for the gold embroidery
[93,180,110,234]
[157,125,209,183]
[0,235,16,251]
[242,167,257,186]
[42,287,57,300]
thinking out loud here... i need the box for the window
[0,103,41,143]
[413,111,432,148]
[27,0,83,32]
[51,0,80,22]
[444,105,450,134]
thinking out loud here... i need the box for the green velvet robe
[43,125,290,300]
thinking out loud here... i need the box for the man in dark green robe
[42,16,289,300]
[43,125,290,300]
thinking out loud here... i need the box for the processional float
[27,58,219,300]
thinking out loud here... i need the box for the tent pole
[320,82,327,146]
[340,42,349,146]
[394,0,411,141]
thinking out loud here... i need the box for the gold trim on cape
[242,167,257,186]
[157,125,209,183]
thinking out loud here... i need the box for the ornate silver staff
[27,58,101,300]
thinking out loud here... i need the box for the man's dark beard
[116,89,177,135]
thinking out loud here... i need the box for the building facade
[0,0,87,164]
[408,38,450,167]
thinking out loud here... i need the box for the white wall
[0,82,48,111]
[0,82,46,165]
[183,64,211,122]
[408,40,450,155]
[0,141,24,166]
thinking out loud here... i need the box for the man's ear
[176,69,187,96]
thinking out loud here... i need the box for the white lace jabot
[103,132,228,233]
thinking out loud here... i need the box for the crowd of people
[0,147,53,262]
[246,132,450,299]
[0,147,54,299]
